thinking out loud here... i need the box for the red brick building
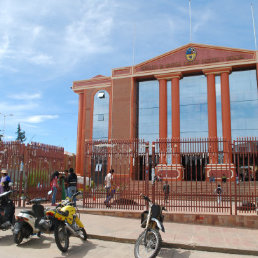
[72,43,258,178]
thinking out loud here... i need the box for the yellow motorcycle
[46,191,87,252]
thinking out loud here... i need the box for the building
[72,43,258,179]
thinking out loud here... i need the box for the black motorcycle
[13,197,51,244]
[134,176,166,258]
[0,190,15,231]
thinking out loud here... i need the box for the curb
[88,234,258,256]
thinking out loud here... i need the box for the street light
[0,113,14,138]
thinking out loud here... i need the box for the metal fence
[0,141,76,205]
[82,137,258,215]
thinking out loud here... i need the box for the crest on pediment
[134,43,255,73]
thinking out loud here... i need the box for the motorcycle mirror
[48,190,52,195]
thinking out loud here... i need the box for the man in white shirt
[104,169,115,207]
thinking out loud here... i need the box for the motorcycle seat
[20,210,35,216]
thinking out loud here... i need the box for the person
[104,169,115,207]
[67,168,77,199]
[50,171,60,206]
[64,170,69,197]
[59,172,66,200]
[163,180,170,202]
[0,169,11,194]
[215,184,222,205]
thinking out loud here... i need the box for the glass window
[179,75,208,138]
[138,80,159,143]
[93,90,109,140]
[229,70,258,138]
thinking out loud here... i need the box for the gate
[82,139,149,209]
[82,137,258,215]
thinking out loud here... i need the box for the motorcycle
[45,191,87,252]
[0,190,15,231]
[13,197,49,244]
[134,176,166,258]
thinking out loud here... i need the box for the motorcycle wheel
[14,230,23,245]
[54,224,69,252]
[134,229,162,258]
[78,228,87,241]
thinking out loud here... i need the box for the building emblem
[186,47,197,62]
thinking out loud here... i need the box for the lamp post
[0,113,14,138]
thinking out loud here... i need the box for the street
[0,231,256,258]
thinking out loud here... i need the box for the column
[206,72,218,164]
[221,69,232,163]
[75,92,84,176]
[171,75,181,164]
[159,79,167,163]
[80,91,86,176]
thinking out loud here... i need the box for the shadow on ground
[54,240,97,258]
[159,248,191,258]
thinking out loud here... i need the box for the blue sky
[0,0,257,153]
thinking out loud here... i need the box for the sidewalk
[79,212,258,256]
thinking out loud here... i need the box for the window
[98,114,104,121]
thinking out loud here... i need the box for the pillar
[75,92,84,175]
[221,69,232,163]
[206,72,218,164]
[158,79,167,164]
[171,75,181,164]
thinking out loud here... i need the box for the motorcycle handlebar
[140,193,151,202]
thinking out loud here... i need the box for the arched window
[93,90,109,140]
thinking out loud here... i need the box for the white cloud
[23,115,59,124]
[9,93,41,100]
[29,54,53,65]
[0,34,9,60]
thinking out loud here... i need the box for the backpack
[216,187,222,194]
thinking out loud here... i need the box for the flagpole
[251,3,257,50]
[189,0,192,42]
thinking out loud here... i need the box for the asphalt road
[0,230,256,258]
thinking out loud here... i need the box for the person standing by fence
[104,169,115,207]
[0,169,11,194]
[215,184,222,205]
[163,180,170,203]
[64,169,69,197]
[67,168,77,199]
[50,171,60,206]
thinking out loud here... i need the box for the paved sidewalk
[80,212,258,256]
[15,207,258,256]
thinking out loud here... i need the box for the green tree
[16,123,26,142]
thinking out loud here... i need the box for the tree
[16,123,26,142]
[0,130,3,142]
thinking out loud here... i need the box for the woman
[50,171,59,206]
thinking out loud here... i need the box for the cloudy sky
[0,0,257,153]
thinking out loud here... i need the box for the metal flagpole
[189,0,192,42]
[251,3,257,50]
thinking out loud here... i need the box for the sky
[0,0,257,154]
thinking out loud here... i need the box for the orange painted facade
[72,43,258,177]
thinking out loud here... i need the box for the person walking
[67,168,77,199]
[215,184,222,205]
[50,171,60,206]
[163,180,170,203]
[0,169,11,194]
[104,169,115,207]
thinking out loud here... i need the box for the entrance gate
[82,138,258,215]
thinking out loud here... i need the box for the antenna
[251,3,257,50]
[189,0,192,42]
